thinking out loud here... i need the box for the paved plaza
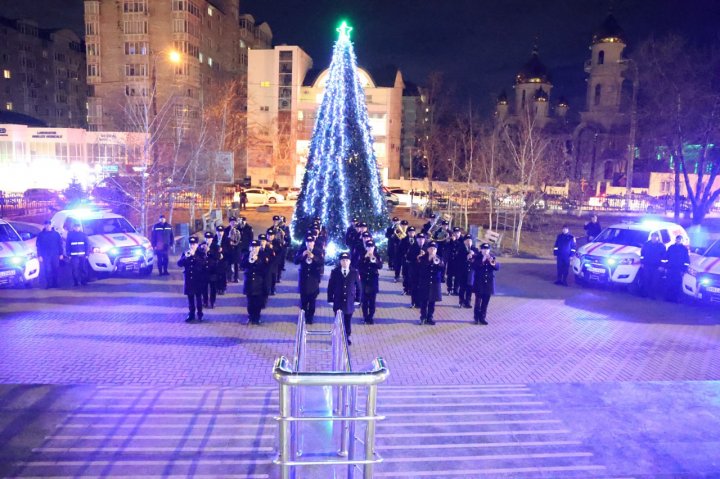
[0,256,719,477]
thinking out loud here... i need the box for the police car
[0,219,40,287]
[50,208,154,275]
[570,220,689,287]
[683,239,720,303]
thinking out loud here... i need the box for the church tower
[582,13,627,128]
[514,47,552,118]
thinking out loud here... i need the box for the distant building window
[125,41,148,55]
[208,57,213,66]
[85,22,98,36]
[260,106,269,111]
[123,1,146,13]
[87,64,99,77]
[598,50,605,65]
[207,6,213,16]
[87,43,99,56]
[3,69,10,79]
[125,63,148,77]
[5,102,12,110]
[123,20,148,34]
[260,81,270,87]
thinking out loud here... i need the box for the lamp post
[621,58,639,201]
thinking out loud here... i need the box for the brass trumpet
[394,225,407,240]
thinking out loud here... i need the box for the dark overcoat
[472,255,500,295]
[294,246,324,295]
[415,255,445,302]
[177,250,208,295]
[358,251,383,294]
[327,266,361,314]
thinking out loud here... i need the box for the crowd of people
[175,213,501,344]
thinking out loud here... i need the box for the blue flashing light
[109,248,119,256]
[606,258,617,266]
[699,278,711,286]
[9,256,23,265]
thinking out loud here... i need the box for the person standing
[223,217,242,283]
[201,232,221,309]
[266,228,283,295]
[239,189,248,210]
[238,216,253,259]
[151,214,174,276]
[444,227,463,295]
[399,226,417,295]
[640,232,667,299]
[583,214,602,243]
[406,232,427,308]
[242,240,270,324]
[385,217,400,269]
[392,220,408,282]
[358,240,382,324]
[664,235,690,302]
[415,242,444,325]
[294,235,324,324]
[472,243,500,325]
[66,222,90,286]
[36,220,63,288]
[213,224,227,295]
[455,235,477,308]
[553,225,576,286]
[327,252,361,345]
[177,236,207,322]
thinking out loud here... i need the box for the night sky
[2,0,719,113]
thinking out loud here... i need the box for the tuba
[394,225,407,241]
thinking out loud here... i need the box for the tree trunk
[514,210,524,255]
[674,155,681,222]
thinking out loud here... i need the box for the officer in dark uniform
[213,224,227,295]
[553,225,576,286]
[294,235,324,324]
[177,236,208,322]
[242,240,270,324]
[151,214,174,276]
[351,231,371,266]
[201,232,221,309]
[266,228,283,295]
[415,241,444,325]
[640,232,667,299]
[444,227,463,294]
[224,217,242,283]
[258,234,275,299]
[399,226,417,294]
[472,243,500,324]
[422,214,436,234]
[392,220,409,282]
[66,222,90,286]
[36,220,64,288]
[345,218,359,248]
[238,216,254,259]
[358,240,382,324]
[406,232,427,308]
[584,214,602,243]
[385,217,400,269]
[455,235,477,308]
[327,252,361,345]
[664,235,690,302]
[268,216,285,281]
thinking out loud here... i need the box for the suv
[570,220,689,286]
[0,219,40,287]
[24,188,60,202]
[683,239,720,303]
[50,208,154,275]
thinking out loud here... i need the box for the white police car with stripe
[683,239,720,303]
[0,219,40,287]
[51,209,154,275]
[570,220,688,286]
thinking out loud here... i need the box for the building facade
[84,0,271,136]
[0,123,147,193]
[0,17,86,128]
[246,45,404,188]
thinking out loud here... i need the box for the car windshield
[704,241,720,258]
[0,223,21,242]
[82,217,136,235]
[593,228,649,247]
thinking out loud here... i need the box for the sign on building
[215,151,234,183]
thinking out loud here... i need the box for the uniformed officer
[36,220,63,288]
[584,214,602,243]
[345,218,359,248]
[641,232,667,299]
[242,240,270,324]
[151,214,174,276]
[664,235,690,302]
[224,217,242,283]
[327,252,361,345]
[294,235,324,324]
[445,227,463,295]
[455,235,477,308]
[472,243,500,325]
[201,231,221,309]
[66,222,90,286]
[415,241,444,325]
[406,232,427,308]
[238,216,254,258]
[213,224,227,295]
[177,236,208,322]
[358,240,382,324]
[258,233,275,299]
[385,217,400,269]
[399,226,417,294]
[422,214,436,234]
[553,225,576,286]
[392,220,409,282]
[266,228,283,295]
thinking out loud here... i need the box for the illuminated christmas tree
[291,21,389,256]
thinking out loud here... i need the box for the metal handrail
[273,309,389,478]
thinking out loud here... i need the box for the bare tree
[499,106,562,254]
[637,35,720,224]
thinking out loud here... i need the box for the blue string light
[291,21,389,256]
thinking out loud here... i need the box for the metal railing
[273,310,389,479]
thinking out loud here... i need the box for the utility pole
[624,59,639,201]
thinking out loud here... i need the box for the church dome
[534,88,549,102]
[497,90,508,105]
[592,14,625,45]
[515,49,551,85]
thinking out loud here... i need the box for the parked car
[23,188,61,202]
[50,208,154,275]
[683,239,720,303]
[387,188,412,206]
[235,188,285,205]
[383,187,400,207]
[287,187,301,201]
[0,219,40,288]
[570,220,689,288]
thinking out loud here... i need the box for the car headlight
[606,257,617,266]
[699,277,711,286]
[9,255,24,265]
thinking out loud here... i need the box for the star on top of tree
[336,21,353,41]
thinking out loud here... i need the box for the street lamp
[620,58,639,201]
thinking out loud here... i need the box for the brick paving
[0,256,717,386]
